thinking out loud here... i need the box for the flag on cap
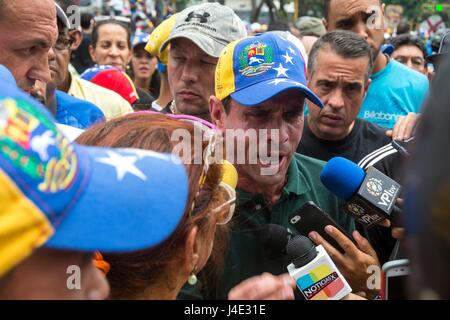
[215,31,323,107]
[81,65,139,105]
[0,77,188,277]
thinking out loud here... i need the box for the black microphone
[285,235,352,300]
[320,157,403,228]
[259,224,292,258]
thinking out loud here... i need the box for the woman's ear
[184,226,200,275]
[126,49,133,65]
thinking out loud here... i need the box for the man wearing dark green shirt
[201,32,380,299]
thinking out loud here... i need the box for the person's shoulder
[75,77,133,111]
[56,90,101,111]
[293,152,327,167]
[293,153,327,177]
[358,119,391,142]
[292,154,355,233]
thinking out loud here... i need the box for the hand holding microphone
[320,157,404,228]
[286,234,352,300]
[308,225,380,297]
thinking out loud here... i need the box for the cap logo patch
[185,11,210,23]
[0,98,78,193]
[239,42,274,77]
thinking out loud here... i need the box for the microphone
[320,157,402,228]
[259,224,292,258]
[286,235,352,300]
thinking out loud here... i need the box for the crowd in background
[0,0,449,301]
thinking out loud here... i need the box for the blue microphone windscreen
[320,157,365,200]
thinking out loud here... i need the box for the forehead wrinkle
[1,3,57,46]
[331,0,380,19]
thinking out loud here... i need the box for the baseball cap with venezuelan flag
[81,65,139,105]
[0,73,188,278]
[215,31,323,107]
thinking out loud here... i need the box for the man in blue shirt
[324,0,429,129]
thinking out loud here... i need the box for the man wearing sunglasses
[157,2,247,121]
[54,1,133,121]
[202,31,382,300]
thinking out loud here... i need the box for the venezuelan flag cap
[215,31,323,108]
[81,65,139,105]
[0,67,188,277]
[131,32,150,48]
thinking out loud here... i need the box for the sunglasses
[53,36,72,51]
[93,15,131,27]
[164,114,235,226]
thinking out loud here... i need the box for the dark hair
[80,12,93,30]
[308,30,373,81]
[387,34,427,62]
[76,114,229,299]
[222,96,233,115]
[91,20,132,49]
[324,0,380,20]
[396,21,410,35]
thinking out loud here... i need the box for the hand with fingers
[309,226,380,298]
[377,198,405,239]
[228,273,296,300]
[386,112,421,141]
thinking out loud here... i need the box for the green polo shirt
[181,153,355,300]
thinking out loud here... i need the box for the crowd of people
[0,0,449,300]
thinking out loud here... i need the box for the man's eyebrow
[316,79,335,85]
[246,107,272,113]
[21,39,51,49]
[346,82,363,88]
[335,17,354,27]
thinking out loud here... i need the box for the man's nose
[180,63,199,83]
[354,22,370,42]
[327,89,345,110]
[31,50,53,83]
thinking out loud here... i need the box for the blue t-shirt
[359,59,429,128]
[55,90,105,129]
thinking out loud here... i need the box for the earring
[188,266,198,285]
